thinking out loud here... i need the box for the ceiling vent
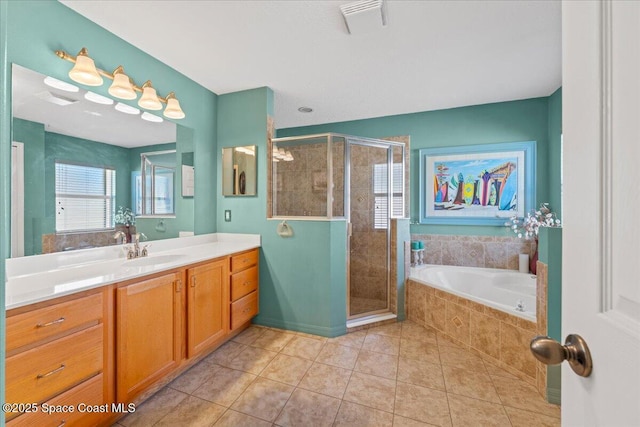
[340,0,387,35]
[35,91,78,106]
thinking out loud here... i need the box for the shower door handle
[347,222,352,237]
[530,334,593,377]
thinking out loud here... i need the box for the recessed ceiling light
[298,107,313,113]
[84,91,114,105]
[43,76,79,92]
[114,102,140,115]
[141,112,163,123]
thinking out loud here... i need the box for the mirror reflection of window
[55,162,116,232]
[140,150,176,216]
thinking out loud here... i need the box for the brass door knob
[530,334,593,377]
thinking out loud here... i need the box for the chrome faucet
[132,233,148,258]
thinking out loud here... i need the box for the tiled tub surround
[407,278,540,388]
[411,234,537,270]
[536,262,549,399]
[114,321,560,427]
[42,224,137,254]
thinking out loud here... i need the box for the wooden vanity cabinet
[230,249,259,331]
[6,247,259,427]
[186,258,229,358]
[5,289,112,427]
[115,271,183,404]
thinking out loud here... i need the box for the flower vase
[125,225,132,243]
[530,239,538,275]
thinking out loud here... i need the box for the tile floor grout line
[117,320,559,427]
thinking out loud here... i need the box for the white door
[11,142,24,257]
[562,1,640,425]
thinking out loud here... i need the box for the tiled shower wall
[350,145,388,303]
[273,142,344,217]
[410,234,537,270]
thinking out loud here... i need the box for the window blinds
[55,162,116,232]
[373,163,404,229]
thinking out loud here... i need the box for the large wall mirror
[222,145,257,196]
[10,64,195,257]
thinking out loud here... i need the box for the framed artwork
[418,141,536,225]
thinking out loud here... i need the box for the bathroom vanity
[4,233,260,426]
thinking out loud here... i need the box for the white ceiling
[60,0,561,130]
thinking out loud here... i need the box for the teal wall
[0,1,219,415]
[278,97,554,237]
[548,88,563,217]
[215,87,348,337]
[395,218,411,320]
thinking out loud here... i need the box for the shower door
[347,141,392,318]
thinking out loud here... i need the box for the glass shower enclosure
[271,133,405,320]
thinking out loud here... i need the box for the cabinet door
[187,259,229,358]
[116,272,181,403]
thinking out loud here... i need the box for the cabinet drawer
[7,374,104,426]
[6,324,103,406]
[231,266,258,301]
[7,292,103,353]
[231,291,258,330]
[231,249,258,273]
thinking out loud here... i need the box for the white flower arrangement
[506,203,561,240]
[115,206,136,226]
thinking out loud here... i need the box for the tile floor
[115,321,560,427]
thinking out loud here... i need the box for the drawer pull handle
[243,259,249,263]
[57,421,66,427]
[243,281,251,286]
[37,317,65,328]
[37,364,66,379]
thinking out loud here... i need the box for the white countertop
[5,233,261,310]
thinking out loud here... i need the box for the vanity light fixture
[138,81,163,110]
[272,146,294,161]
[163,92,185,119]
[114,102,140,115]
[108,66,137,100]
[55,47,186,119]
[67,47,103,86]
[44,76,79,92]
[141,112,163,123]
[84,91,114,105]
[235,146,256,156]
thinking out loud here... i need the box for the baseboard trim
[252,316,346,338]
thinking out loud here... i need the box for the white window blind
[373,163,404,229]
[55,162,116,232]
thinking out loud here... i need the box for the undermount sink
[123,254,187,267]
